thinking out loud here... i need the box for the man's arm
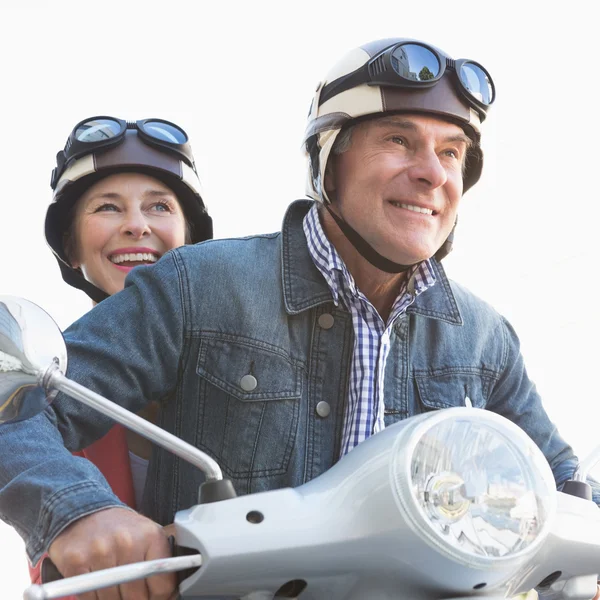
[487,316,600,504]
[0,249,188,563]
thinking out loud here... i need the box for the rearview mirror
[0,296,67,424]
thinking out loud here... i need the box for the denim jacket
[0,200,588,564]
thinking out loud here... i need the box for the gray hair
[318,124,356,204]
[331,123,356,156]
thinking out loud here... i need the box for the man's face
[326,113,470,266]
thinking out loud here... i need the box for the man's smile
[388,201,437,216]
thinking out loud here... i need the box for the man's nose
[407,150,448,190]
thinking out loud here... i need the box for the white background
[0,0,598,597]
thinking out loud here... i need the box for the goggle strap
[319,64,369,106]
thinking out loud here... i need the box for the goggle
[318,42,495,116]
[51,116,195,189]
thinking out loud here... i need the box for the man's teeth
[390,201,434,215]
[110,253,158,264]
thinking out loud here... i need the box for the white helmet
[302,38,494,269]
[304,37,492,204]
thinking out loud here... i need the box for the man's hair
[331,123,355,156]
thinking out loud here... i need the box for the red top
[28,424,136,595]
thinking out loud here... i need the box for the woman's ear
[62,231,80,269]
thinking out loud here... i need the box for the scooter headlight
[391,409,556,567]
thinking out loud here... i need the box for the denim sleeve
[0,249,188,562]
[52,249,187,449]
[488,317,600,505]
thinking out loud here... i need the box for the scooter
[1,295,600,600]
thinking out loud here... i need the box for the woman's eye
[94,203,119,213]
[152,202,172,212]
[444,149,459,159]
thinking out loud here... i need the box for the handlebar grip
[40,557,64,583]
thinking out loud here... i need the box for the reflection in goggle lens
[144,121,187,144]
[75,119,122,142]
[459,63,494,105]
[391,44,440,82]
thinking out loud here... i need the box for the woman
[30,116,213,588]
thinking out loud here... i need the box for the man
[0,38,591,599]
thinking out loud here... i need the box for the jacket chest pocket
[195,335,302,478]
[414,371,495,412]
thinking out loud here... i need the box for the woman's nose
[120,211,151,238]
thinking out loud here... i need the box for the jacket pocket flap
[415,372,488,409]
[197,335,301,402]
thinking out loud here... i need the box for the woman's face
[69,172,187,296]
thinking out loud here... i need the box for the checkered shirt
[303,203,436,456]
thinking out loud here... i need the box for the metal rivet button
[240,374,258,391]
[315,401,331,418]
[318,313,334,330]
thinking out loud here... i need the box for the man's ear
[324,156,337,200]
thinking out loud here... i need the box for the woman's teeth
[390,201,434,215]
[110,253,158,264]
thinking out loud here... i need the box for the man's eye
[391,136,405,145]
[152,202,171,212]
[444,149,459,159]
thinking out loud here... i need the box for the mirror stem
[45,364,222,481]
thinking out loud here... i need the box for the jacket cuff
[27,482,132,564]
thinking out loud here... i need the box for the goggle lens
[75,119,122,142]
[144,121,188,144]
[391,44,440,82]
[459,62,494,105]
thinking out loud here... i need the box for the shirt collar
[304,203,436,312]
[281,199,462,325]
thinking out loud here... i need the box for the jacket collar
[281,199,462,325]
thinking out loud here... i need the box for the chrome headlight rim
[389,408,557,569]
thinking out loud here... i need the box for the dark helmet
[45,121,213,303]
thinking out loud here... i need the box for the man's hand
[48,507,176,600]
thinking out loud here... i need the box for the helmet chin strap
[324,204,417,274]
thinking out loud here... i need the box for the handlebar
[28,554,202,600]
